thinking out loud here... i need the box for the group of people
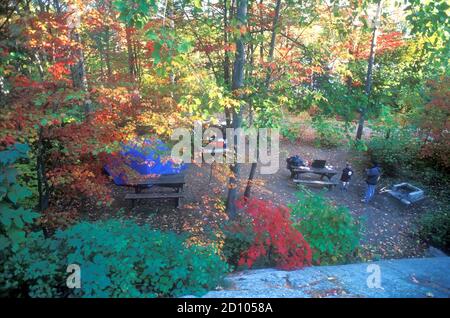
[339,161,381,203]
[287,154,382,203]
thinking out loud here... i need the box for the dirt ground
[107,138,431,261]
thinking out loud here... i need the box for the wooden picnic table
[291,166,338,181]
[126,173,185,192]
[124,173,185,208]
[290,166,338,189]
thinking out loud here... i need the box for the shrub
[289,190,360,265]
[280,123,300,143]
[280,119,316,144]
[348,139,368,152]
[221,214,255,269]
[366,128,420,176]
[312,118,346,148]
[235,197,312,270]
[15,159,39,210]
[420,136,450,170]
[0,143,40,252]
[418,78,450,170]
[402,163,448,188]
[1,220,229,298]
[0,232,65,298]
[415,208,450,253]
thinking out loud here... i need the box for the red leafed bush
[235,197,312,270]
[419,78,450,169]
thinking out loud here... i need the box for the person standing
[362,161,381,203]
[340,162,354,191]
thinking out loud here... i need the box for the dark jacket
[287,156,305,168]
[340,167,354,182]
[366,166,381,185]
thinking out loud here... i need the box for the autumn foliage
[347,31,404,60]
[235,197,312,270]
[419,78,450,169]
[0,1,199,230]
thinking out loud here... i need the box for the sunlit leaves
[192,0,202,10]
[113,0,158,27]
[405,0,450,72]
[47,62,72,81]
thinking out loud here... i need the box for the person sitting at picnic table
[340,162,353,191]
[362,161,381,203]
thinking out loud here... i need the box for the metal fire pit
[385,183,425,205]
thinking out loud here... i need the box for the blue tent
[104,138,187,186]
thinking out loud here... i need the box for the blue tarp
[104,139,187,186]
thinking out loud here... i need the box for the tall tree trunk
[36,127,49,212]
[133,38,141,83]
[71,31,91,117]
[223,0,231,87]
[356,0,382,140]
[68,4,91,118]
[104,1,113,82]
[167,1,176,94]
[245,0,254,79]
[225,0,248,219]
[244,0,281,198]
[263,0,281,88]
[126,26,137,82]
[97,37,106,80]
[259,0,264,61]
[104,29,112,81]
[223,0,232,126]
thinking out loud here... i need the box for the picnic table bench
[290,166,338,189]
[124,173,185,208]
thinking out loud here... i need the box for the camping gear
[311,160,326,169]
[286,155,305,168]
[104,138,187,186]
[286,156,306,178]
